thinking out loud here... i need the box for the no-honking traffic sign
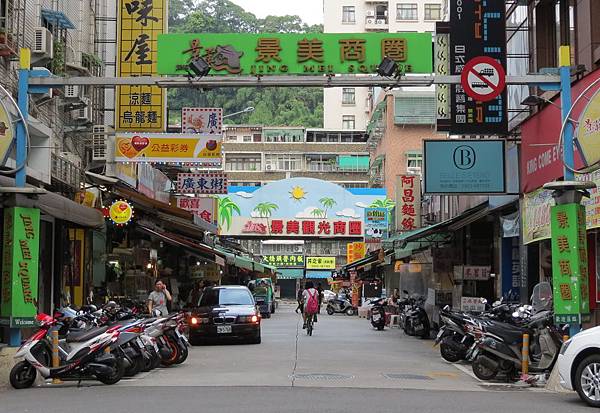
[460,56,506,103]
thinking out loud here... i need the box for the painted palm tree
[218,197,241,231]
[310,208,326,218]
[253,202,279,218]
[370,198,395,210]
[319,197,337,218]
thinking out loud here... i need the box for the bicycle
[306,313,315,336]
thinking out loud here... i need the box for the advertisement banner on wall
[364,207,388,252]
[114,133,222,165]
[182,108,223,134]
[306,256,336,270]
[222,216,363,238]
[262,255,305,268]
[424,140,506,194]
[449,0,507,135]
[551,204,590,323]
[115,0,166,132]
[347,242,366,264]
[396,175,421,231]
[138,163,172,203]
[1,207,40,328]
[158,33,433,75]
[114,162,138,187]
[177,197,217,225]
[177,172,228,194]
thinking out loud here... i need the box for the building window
[342,6,356,23]
[397,3,418,21]
[342,88,356,105]
[306,155,336,172]
[229,182,261,187]
[243,135,252,142]
[424,3,441,21]
[226,135,238,142]
[225,155,261,171]
[265,154,302,171]
[406,152,423,170]
[342,115,356,130]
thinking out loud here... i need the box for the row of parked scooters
[370,282,565,382]
[9,301,189,389]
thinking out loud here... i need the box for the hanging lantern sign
[108,200,134,226]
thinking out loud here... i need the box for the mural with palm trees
[310,208,326,218]
[319,197,337,218]
[369,198,396,222]
[218,197,241,230]
[253,202,279,218]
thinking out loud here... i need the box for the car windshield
[199,289,255,306]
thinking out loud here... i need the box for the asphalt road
[0,303,590,412]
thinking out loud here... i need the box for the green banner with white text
[550,203,590,324]
[1,207,40,328]
[157,33,433,76]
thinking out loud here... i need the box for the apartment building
[322,0,446,129]
[223,125,370,188]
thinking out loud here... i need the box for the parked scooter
[471,283,565,381]
[403,295,430,338]
[10,313,124,389]
[326,294,356,316]
[370,298,387,330]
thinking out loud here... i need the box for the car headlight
[189,316,209,325]
[239,315,260,323]
[560,339,572,355]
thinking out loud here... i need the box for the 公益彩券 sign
[460,56,506,102]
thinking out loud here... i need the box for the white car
[558,325,600,407]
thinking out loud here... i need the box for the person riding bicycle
[302,281,319,329]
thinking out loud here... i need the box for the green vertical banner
[1,207,40,328]
[550,203,590,324]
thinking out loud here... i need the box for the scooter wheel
[345,307,355,316]
[377,325,384,331]
[160,338,180,367]
[440,340,462,363]
[326,306,334,315]
[124,355,144,377]
[472,355,498,381]
[96,359,125,385]
[10,361,37,389]
[175,342,188,364]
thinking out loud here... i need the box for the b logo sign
[453,145,476,170]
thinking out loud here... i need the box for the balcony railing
[51,153,84,189]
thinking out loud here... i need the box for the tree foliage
[168,0,324,127]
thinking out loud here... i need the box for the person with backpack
[302,281,319,329]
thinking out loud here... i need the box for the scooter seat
[485,322,525,344]
[66,326,109,343]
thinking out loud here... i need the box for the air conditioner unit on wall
[92,125,108,161]
[64,85,80,99]
[33,27,53,59]
[73,98,91,122]
[366,18,375,24]
[366,10,375,17]
[407,166,422,175]
[60,151,82,168]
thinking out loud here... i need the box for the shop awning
[0,176,104,228]
[305,270,332,279]
[137,225,223,262]
[217,248,274,274]
[277,269,304,279]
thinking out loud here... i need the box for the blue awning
[305,270,332,279]
[42,10,76,29]
[277,269,304,279]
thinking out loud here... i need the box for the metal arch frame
[26,74,561,88]
[0,83,30,175]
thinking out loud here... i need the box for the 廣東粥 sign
[1,207,40,328]
[114,132,222,166]
[177,173,228,194]
[424,140,506,194]
[157,33,433,75]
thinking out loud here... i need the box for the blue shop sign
[424,140,506,194]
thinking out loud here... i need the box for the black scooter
[370,298,386,330]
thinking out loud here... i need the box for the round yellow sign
[109,200,133,225]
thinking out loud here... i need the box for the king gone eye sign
[157,33,433,76]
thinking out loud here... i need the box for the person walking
[317,282,324,315]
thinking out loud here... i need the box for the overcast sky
[229,0,324,25]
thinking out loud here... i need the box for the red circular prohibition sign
[460,56,506,103]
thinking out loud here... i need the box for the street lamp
[376,57,399,77]
[223,106,255,119]
[520,95,562,110]
[188,57,211,78]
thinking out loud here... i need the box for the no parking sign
[460,56,506,102]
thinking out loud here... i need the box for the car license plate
[372,314,380,321]
[217,325,232,334]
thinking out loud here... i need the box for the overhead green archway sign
[157,33,433,76]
